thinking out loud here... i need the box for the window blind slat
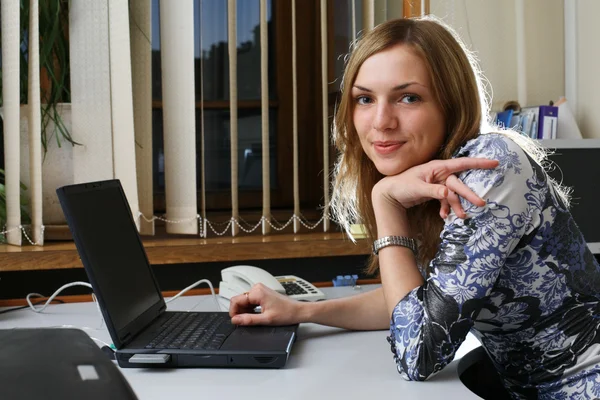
[292,0,300,233]
[1,0,22,245]
[130,0,154,235]
[260,0,271,235]
[320,0,330,232]
[159,0,198,234]
[351,0,357,41]
[28,0,44,245]
[199,0,207,237]
[375,0,387,25]
[109,0,140,232]
[228,0,240,236]
[363,0,375,31]
[70,0,115,198]
[387,0,403,20]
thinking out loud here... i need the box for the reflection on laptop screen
[67,184,161,331]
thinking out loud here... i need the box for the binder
[520,106,539,139]
[537,105,559,139]
[496,109,514,129]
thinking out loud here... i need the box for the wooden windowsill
[0,232,370,272]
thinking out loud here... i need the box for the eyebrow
[352,82,420,92]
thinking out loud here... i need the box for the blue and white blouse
[388,133,600,399]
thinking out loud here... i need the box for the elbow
[395,359,441,382]
[388,337,442,382]
[397,367,429,382]
[388,339,429,381]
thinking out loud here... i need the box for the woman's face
[352,44,446,176]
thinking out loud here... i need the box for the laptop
[0,328,138,399]
[56,179,298,369]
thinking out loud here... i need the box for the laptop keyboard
[146,312,235,350]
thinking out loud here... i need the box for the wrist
[373,236,417,256]
[373,203,411,238]
[296,300,317,324]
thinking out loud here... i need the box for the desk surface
[0,285,482,399]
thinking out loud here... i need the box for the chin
[375,164,407,176]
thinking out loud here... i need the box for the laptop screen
[60,181,162,334]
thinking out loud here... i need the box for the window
[150,1,425,220]
[150,0,357,219]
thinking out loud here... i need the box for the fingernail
[231,316,240,324]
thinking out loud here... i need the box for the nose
[373,102,398,132]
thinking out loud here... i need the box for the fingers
[446,174,486,207]
[437,157,499,176]
[229,292,255,317]
[424,182,448,200]
[231,313,266,326]
[446,189,466,219]
[439,198,450,219]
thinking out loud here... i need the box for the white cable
[26,281,93,313]
[165,279,221,311]
[90,293,105,328]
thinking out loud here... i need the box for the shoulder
[453,133,540,187]
[453,133,526,161]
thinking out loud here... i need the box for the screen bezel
[56,180,166,348]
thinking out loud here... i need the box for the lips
[373,141,404,155]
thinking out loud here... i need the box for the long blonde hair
[331,16,502,275]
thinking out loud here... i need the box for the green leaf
[2,0,75,153]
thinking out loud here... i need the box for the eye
[355,95,373,105]
[400,94,420,104]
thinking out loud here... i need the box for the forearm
[372,193,425,317]
[297,287,389,330]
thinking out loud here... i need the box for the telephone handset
[219,265,326,302]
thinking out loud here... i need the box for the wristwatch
[372,236,417,256]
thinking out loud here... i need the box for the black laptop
[0,328,138,399]
[56,179,297,369]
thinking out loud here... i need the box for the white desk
[0,285,482,399]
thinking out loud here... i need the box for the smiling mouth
[373,142,403,155]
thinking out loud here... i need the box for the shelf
[539,138,600,148]
[0,232,371,272]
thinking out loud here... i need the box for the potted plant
[1,0,75,151]
[0,0,76,234]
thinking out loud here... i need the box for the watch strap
[372,236,417,256]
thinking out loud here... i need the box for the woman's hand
[373,157,498,219]
[229,283,305,326]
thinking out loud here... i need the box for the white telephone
[219,265,326,302]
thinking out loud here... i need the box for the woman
[230,17,600,399]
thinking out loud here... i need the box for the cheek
[353,113,370,143]
[353,111,367,132]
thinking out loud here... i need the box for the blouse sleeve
[388,136,546,381]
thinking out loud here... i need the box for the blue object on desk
[332,274,358,287]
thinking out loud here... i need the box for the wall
[429,0,564,113]
[576,1,600,138]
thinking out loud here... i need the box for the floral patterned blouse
[388,133,600,399]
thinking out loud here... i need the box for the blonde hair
[330,16,556,275]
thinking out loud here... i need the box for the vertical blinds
[159,0,198,235]
[2,1,415,245]
[1,0,21,245]
[27,0,43,245]
[131,0,155,236]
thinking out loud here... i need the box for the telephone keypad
[282,281,310,296]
